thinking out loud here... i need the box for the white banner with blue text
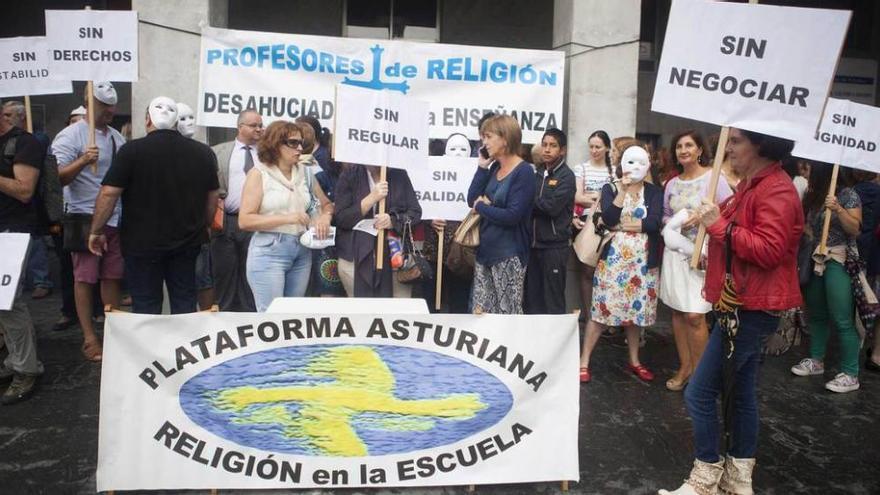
[197,26,565,143]
[97,311,579,490]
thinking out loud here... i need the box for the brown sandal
[665,374,689,391]
[82,340,103,362]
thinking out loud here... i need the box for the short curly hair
[257,121,307,165]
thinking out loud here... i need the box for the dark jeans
[124,246,200,315]
[210,213,255,311]
[51,233,76,318]
[421,266,472,314]
[684,310,779,463]
[524,246,569,315]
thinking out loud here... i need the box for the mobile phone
[479,146,490,159]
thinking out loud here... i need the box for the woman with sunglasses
[239,121,332,311]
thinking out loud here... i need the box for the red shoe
[579,367,591,383]
[627,363,654,382]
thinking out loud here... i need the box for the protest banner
[97,311,579,491]
[333,84,429,171]
[793,97,880,253]
[410,156,473,221]
[0,36,72,98]
[0,234,31,311]
[652,0,850,266]
[651,0,849,141]
[44,9,139,82]
[197,26,564,144]
[793,98,880,173]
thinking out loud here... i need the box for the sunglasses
[283,139,303,149]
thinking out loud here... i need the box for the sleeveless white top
[255,163,315,235]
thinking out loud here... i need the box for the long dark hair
[670,129,711,174]
[803,161,854,215]
[588,130,613,179]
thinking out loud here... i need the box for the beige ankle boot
[718,456,755,494]
[658,459,724,495]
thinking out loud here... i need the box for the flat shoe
[627,363,655,382]
[579,367,591,383]
[867,357,880,372]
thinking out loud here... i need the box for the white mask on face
[621,146,651,182]
[176,102,195,138]
[148,96,178,130]
[93,81,117,105]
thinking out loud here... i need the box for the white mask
[93,81,117,105]
[444,134,472,157]
[176,102,195,138]
[148,96,178,130]
[621,146,651,182]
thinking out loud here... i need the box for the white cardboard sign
[0,37,72,97]
[97,311,579,490]
[333,85,429,171]
[792,98,880,172]
[0,234,31,311]
[652,0,850,140]
[45,10,139,82]
[410,156,473,221]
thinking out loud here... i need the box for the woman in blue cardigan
[467,115,536,314]
[579,144,663,383]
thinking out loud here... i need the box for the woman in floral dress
[579,145,664,383]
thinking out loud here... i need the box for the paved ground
[2,283,879,494]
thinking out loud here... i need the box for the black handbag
[397,220,433,284]
[61,213,93,252]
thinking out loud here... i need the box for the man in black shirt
[0,104,45,405]
[89,97,220,314]
[525,128,576,315]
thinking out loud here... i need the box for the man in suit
[210,109,262,311]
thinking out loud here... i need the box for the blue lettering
[463,58,479,82]
[223,49,238,66]
[319,52,333,73]
[489,62,506,82]
[427,59,443,80]
[302,49,317,71]
[256,45,270,66]
[206,49,221,65]
[286,45,300,70]
[446,57,463,81]
[271,44,284,69]
[539,71,556,86]
[240,47,256,66]
[402,65,417,78]
[351,59,365,75]
[335,56,350,74]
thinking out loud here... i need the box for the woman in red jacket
[660,128,803,495]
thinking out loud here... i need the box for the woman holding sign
[239,121,332,312]
[334,164,421,298]
[790,163,862,393]
[659,130,733,391]
[467,115,536,314]
[660,129,802,495]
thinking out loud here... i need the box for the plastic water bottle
[387,233,404,269]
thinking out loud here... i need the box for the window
[345,0,439,42]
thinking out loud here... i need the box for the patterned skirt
[591,232,658,327]
[471,256,526,314]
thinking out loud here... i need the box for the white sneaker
[825,373,859,393]
[790,358,824,376]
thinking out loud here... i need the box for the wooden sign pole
[86,80,97,174]
[690,126,730,268]
[816,163,840,256]
[23,95,33,133]
[85,6,97,174]
[376,166,388,270]
[435,226,445,310]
